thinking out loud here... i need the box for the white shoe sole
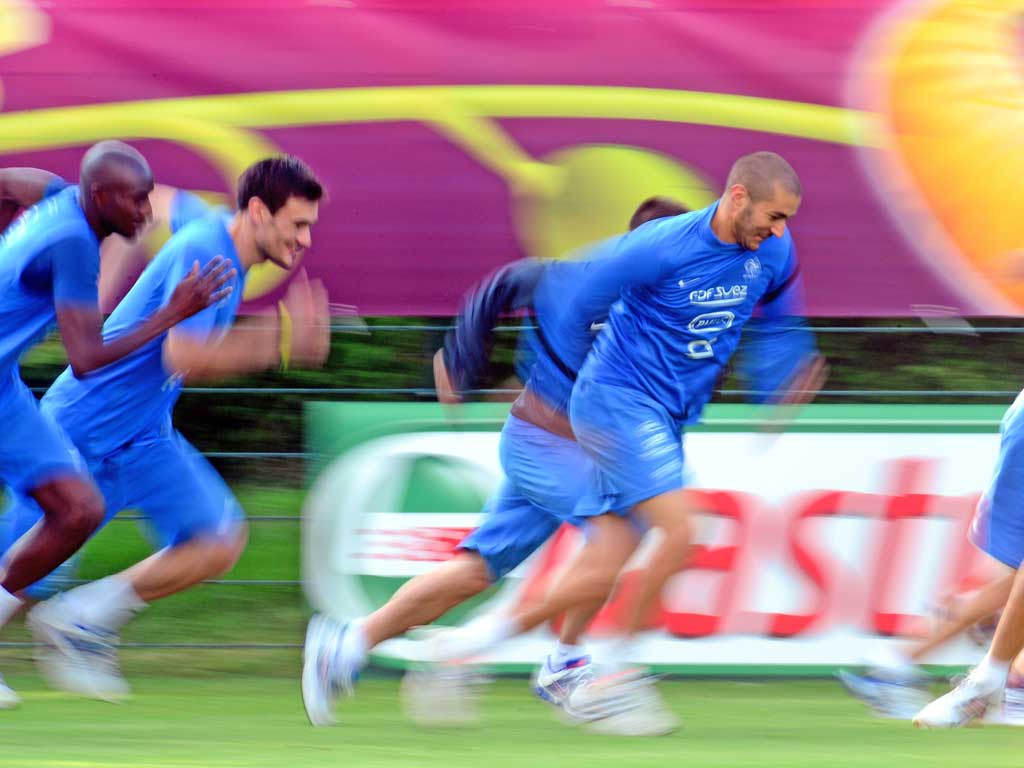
[301,615,337,728]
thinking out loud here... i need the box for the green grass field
[3,484,1022,766]
[2,675,1023,768]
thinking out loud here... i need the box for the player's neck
[710,197,738,244]
[79,194,113,242]
[228,212,260,270]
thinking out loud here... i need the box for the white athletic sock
[551,642,586,665]
[0,588,22,630]
[62,576,147,631]
[972,653,1011,689]
[338,617,369,671]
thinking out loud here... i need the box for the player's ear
[246,196,268,225]
[89,182,106,209]
[728,183,749,208]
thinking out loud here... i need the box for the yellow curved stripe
[0,85,878,154]
[0,84,876,297]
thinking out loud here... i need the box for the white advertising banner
[303,403,1008,673]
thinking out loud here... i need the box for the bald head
[725,151,801,203]
[78,140,154,240]
[79,140,151,192]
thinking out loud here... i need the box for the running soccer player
[3,156,330,702]
[0,143,230,707]
[414,151,824,730]
[838,564,1023,721]
[301,197,690,728]
[914,388,1024,726]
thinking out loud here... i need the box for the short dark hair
[629,196,689,231]
[236,155,323,214]
[725,151,801,202]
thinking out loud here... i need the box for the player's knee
[62,488,105,539]
[577,564,619,605]
[199,523,247,577]
[206,539,245,578]
[452,554,492,597]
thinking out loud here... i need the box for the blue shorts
[0,371,87,494]
[569,376,685,517]
[3,428,244,596]
[971,392,1024,568]
[459,415,589,581]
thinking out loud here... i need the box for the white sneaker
[533,654,594,710]
[0,675,20,709]
[837,669,931,720]
[301,614,355,727]
[566,669,679,736]
[27,599,129,703]
[913,670,1003,728]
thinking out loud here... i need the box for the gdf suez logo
[685,311,734,359]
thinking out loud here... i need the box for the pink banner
[0,1,1014,316]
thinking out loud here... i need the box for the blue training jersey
[578,201,807,422]
[444,208,813,419]
[0,180,100,380]
[42,200,244,459]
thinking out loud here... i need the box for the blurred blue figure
[0,145,229,708]
[3,157,329,702]
[407,151,823,735]
[301,197,690,728]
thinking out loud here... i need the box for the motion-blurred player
[3,156,330,701]
[0,144,230,707]
[914,389,1024,726]
[416,152,824,732]
[301,197,689,728]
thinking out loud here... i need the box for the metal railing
[4,320,1020,650]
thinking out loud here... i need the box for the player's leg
[303,470,562,727]
[840,564,1012,719]
[0,384,103,707]
[359,486,523,651]
[416,414,637,664]
[915,401,1024,727]
[1001,648,1024,724]
[4,477,102,594]
[30,432,245,700]
[0,382,102,600]
[555,378,685,734]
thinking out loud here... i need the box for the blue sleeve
[163,241,233,342]
[443,259,545,392]
[170,191,212,234]
[50,235,99,309]
[574,220,673,296]
[43,177,70,199]
[735,242,816,403]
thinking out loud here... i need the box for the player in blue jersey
[413,152,824,732]
[0,143,231,708]
[914,390,1024,726]
[300,197,690,728]
[2,156,330,702]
